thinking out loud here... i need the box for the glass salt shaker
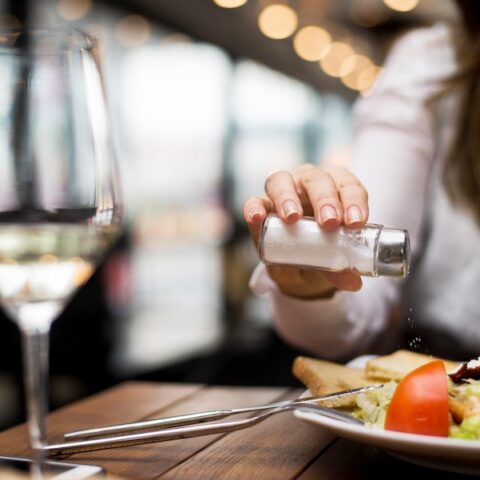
[259,214,410,277]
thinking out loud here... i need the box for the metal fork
[63,384,380,440]
[42,401,364,457]
[41,384,381,457]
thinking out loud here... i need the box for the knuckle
[336,176,362,189]
[338,183,366,197]
[294,163,315,174]
[324,165,363,186]
[244,196,261,207]
[275,193,296,206]
[243,200,254,211]
[324,164,348,176]
[312,193,339,207]
[301,169,327,186]
[265,170,288,188]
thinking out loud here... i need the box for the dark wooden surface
[0,382,471,479]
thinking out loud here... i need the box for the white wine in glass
[0,28,122,452]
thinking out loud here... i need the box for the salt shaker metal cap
[375,227,410,277]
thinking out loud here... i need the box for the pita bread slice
[292,356,381,408]
[365,349,460,382]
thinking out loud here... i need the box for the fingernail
[320,205,338,223]
[347,206,362,224]
[249,210,263,223]
[282,200,299,219]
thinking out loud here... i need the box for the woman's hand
[243,164,369,299]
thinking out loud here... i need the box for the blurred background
[0,0,457,429]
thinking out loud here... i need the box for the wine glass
[0,28,122,452]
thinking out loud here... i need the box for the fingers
[264,170,303,223]
[269,265,363,295]
[324,270,363,292]
[246,165,368,229]
[268,265,338,299]
[324,165,369,227]
[243,196,273,247]
[293,164,368,229]
[294,166,343,229]
[243,196,271,226]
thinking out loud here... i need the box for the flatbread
[292,356,381,408]
[365,349,460,382]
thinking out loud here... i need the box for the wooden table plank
[0,383,347,480]
[297,439,472,480]
[161,389,335,480]
[63,385,289,480]
[0,382,202,458]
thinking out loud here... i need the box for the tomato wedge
[384,360,449,436]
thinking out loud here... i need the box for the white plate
[294,355,480,476]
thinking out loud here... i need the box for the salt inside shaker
[259,214,410,277]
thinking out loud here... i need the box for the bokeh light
[213,0,248,7]
[57,0,92,21]
[258,4,298,40]
[357,65,383,92]
[115,15,151,48]
[319,42,355,78]
[383,0,419,12]
[340,55,374,90]
[293,26,331,62]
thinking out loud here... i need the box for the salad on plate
[293,349,480,440]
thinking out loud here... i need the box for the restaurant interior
[0,0,457,431]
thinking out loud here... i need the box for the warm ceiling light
[340,55,374,90]
[358,65,383,92]
[213,0,248,7]
[319,42,355,78]
[383,0,419,12]
[338,54,359,78]
[258,4,298,40]
[293,26,331,61]
[58,0,92,21]
[115,15,151,48]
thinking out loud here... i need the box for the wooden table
[0,382,467,479]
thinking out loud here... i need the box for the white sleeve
[249,25,456,359]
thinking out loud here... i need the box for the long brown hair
[443,0,480,221]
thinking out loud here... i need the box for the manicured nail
[320,205,338,223]
[249,210,263,223]
[282,200,300,219]
[347,206,362,224]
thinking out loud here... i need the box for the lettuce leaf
[353,381,397,428]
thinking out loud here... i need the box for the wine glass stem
[21,327,50,450]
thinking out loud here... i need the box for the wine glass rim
[0,27,96,52]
